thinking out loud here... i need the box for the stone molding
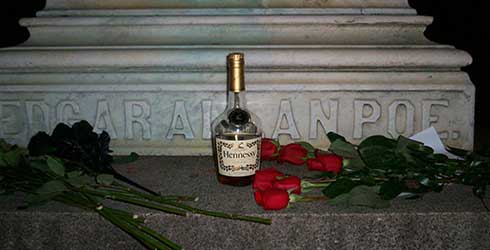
[0,0,475,154]
[20,15,430,46]
[44,0,410,10]
[0,47,471,73]
[38,8,417,17]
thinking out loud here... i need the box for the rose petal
[273,176,301,194]
[262,189,290,210]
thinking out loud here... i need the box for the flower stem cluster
[1,138,271,250]
[252,167,328,210]
[261,138,344,174]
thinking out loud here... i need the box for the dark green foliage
[27,121,156,195]
[323,133,490,208]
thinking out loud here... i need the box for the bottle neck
[227,91,246,109]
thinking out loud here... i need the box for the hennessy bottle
[212,53,262,186]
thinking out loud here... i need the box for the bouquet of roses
[1,121,271,250]
[254,133,490,210]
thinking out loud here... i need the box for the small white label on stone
[216,137,261,177]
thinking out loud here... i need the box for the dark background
[1,0,488,149]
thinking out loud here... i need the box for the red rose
[278,143,308,165]
[254,191,263,206]
[261,138,279,161]
[272,176,301,194]
[306,158,323,171]
[261,189,290,210]
[253,167,284,191]
[308,154,343,174]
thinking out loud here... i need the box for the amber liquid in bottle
[212,53,262,186]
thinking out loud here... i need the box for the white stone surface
[0,72,474,154]
[0,0,475,154]
[0,47,470,72]
[20,15,431,46]
[44,0,411,10]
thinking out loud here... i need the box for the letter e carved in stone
[422,99,449,129]
[0,101,22,138]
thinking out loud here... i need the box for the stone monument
[0,0,474,155]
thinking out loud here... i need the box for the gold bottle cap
[227,53,245,93]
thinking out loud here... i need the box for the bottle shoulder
[212,107,261,136]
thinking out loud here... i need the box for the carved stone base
[0,0,475,154]
[0,71,473,155]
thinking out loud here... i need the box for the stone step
[1,157,489,250]
[20,15,431,46]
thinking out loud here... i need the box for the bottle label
[216,137,261,177]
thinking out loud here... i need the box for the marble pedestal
[0,0,474,155]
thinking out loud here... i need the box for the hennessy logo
[223,150,256,159]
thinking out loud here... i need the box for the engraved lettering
[94,99,117,138]
[166,100,195,139]
[201,100,212,139]
[125,101,151,140]
[272,99,301,139]
[439,131,449,140]
[451,131,460,140]
[353,100,381,139]
[26,101,49,136]
[422,99,449,129]
[309,99,338,139]
[56,100,80,125]
[0,101,22,137]
[388,100,415,137]
[216,138,260,177]
[223,151,256,158]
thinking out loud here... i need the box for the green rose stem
[99,207,177,250]
[78,188,188,216]
[123,214,183,250]
[301,180,330,189]
[163,200,272,225]
[79,191,181,250]
[53,193,176,249]
[94,185,197,202]
[106,182,272,225]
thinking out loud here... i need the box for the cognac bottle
[212,53,262,186]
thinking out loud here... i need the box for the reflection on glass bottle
[212,53,262,186]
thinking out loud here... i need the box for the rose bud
[254,191,264,206]
[261,138,279,161]
[278,143,308,165]
[306,158,323,171]
[253,167,284,191]
[272,175,301,194]
[261,189,290,210]
[310,154,343,174]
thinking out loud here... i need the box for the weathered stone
[0,71,473,155]
[44,0,411,10]
[0,0,475,154]
[1,157,489,250]
[20,15,430,46]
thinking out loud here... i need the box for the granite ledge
[1,156,489,250]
